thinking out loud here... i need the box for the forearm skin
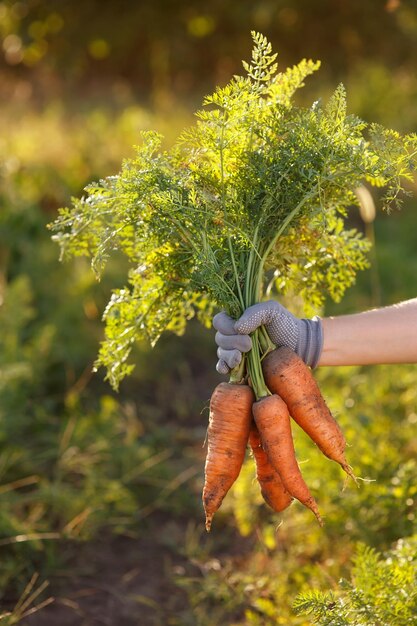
[318,298,417,366]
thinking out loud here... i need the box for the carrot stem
[229,354,246,384]
[247,330,270,399]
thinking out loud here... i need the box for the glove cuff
[296,316,323,368]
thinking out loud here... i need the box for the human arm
[214,298,417,373]
[213,301,322,374]
[319,298,417,366]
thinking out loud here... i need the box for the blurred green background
[0,1,416,624]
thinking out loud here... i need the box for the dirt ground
[18,509,254,626]
[21,520,192,626]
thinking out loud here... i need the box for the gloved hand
[213,300,323,374]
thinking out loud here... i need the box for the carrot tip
[205,515,213,532]
[306,499,324,527]
[311,507,324,527]
[342,464,359,488]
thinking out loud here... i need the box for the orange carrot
[253,394,323,525]
[203,382,254,531]
[263,346,355,481]
[249,423,293,513]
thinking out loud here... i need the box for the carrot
[249,423,293,513]
[203,382,254,531]
[263,346,355,481]
[252,394,323,525]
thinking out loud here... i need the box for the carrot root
[253,394,323,526]
[263,347,353,481]
[249,423,293,513]
[203,382,254,531]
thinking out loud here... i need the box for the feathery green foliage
[294,537,417,625]
[50,32,417,391]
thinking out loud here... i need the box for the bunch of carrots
[50,32,416,531]
[197,33,413,531]
[203,346,356,531]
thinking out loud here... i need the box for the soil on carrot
[21,513,253,626]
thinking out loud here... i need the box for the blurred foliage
[2,0,417,122]
[0,89,202,608]
[294,537,417,624]
[0,1,416,624]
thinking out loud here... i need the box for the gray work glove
[213,300,323,374]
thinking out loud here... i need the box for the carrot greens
[51,32,417,395]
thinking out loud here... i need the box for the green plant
[51,32,416,397]
[294,536,417,625]
[0,574,53,625]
